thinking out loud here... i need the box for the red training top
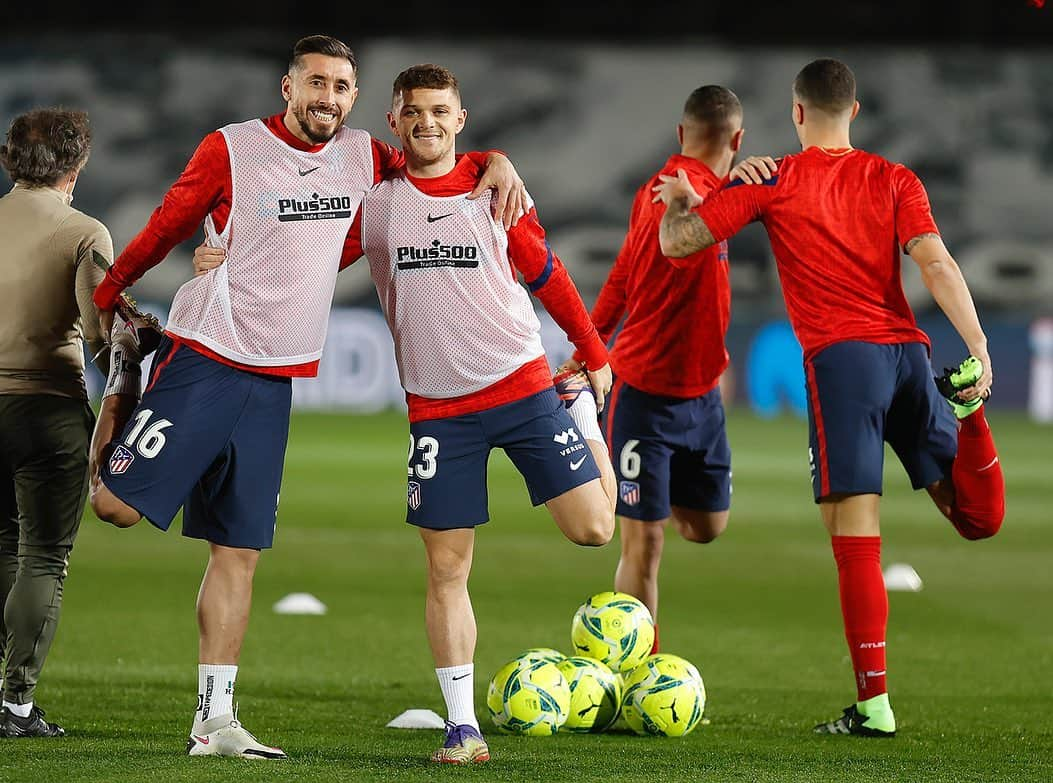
[698,146,938,358]
[589,154,730,398]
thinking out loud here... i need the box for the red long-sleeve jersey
[698,146,937,358]
[588,154,731,398]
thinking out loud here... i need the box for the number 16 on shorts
[108,408,173,475]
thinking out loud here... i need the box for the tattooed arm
[907,232,992,398]
[659,203,717,258]
[651,169,718,257]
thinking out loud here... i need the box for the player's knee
[623,522,664,561]
[90,485,141,528]
[569,510,615,547]
[674,510,728,544]
[427,555,471,588]
[953,507,1004,541]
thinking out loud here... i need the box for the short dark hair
[289,34,357,74]
[682,85,742,144]
[392,64,460,105]
[793,58,856,114]
[0,108,91,187]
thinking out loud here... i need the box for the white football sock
[435,664,478,729]
[194,664,238,729]
[565,387,605,446]
[3,700,32,718]
[102,340,143,399]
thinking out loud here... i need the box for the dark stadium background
[2,0,1051,415]
[2,5,1052,782]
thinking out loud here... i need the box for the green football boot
[934,356,985,419]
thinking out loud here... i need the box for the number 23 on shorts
[408,434,439,479]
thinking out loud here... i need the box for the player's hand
[469,153,528,231]
[729,155,778,184]
[193,244,227,277]
[651,169,703,210]
[556,358,583,375]
[95,306,114,342]
[586,362,613,413]
[958,346,994,402]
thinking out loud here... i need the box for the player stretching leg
[377,66,616,764]
[89,36,526,760]
[198,64,617,763]
[564,85,747,652]
[654,58,1004,737]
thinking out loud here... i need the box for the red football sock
[650,623,660,655]
[950,407,1005,540]
[831,536,888,702]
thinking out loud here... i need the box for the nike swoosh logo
[978,456,1000,472]
[298,166,320,176]
[427,213,454,223]
[451,674,471,681]
[192,735,210,745]
[570,456,587,471]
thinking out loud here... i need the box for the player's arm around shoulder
[650,169,715,258]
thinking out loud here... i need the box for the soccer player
[197,62,618,764]
[653,58,1005,737]
[0,109,111,738]
[87,35,527,759]
[575,86,744,651]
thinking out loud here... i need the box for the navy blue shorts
[804,341,957,502]
[103,337,292,549]
[406,388,602,529]
[602,379,732,521]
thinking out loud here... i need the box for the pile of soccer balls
[486,591,706,737]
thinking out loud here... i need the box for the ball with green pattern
[620,653,706,737]
[516,647,566,665]
[486,658,570,736]
[569,591,655,673]
[556,656,623,733]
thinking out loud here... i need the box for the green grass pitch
[5,409,1051,782]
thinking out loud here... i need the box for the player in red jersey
[568,86,745,652]
[196,63,617,764]
[86,36,527,759]
[654,58,1005,737]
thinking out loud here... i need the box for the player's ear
[281,74,293,103]
[386,112,398,138]
[793,102,805,126]
[455,108,467,135]
[676,123,685,146]
[850,100,861,121]
[730,128,745,153]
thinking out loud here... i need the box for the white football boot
[186,710,287,760]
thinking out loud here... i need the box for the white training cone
[386,709,447,729]
[272,592,327,615]
[883,563,923,592]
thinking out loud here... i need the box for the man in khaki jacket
[0,108,110,737]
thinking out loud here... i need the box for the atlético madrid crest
[407,481,422,511]
[619,480,640,506]
[108,444,136,475]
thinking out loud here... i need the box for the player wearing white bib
[364,64,618,766]
[86,36,527,759]
[196,63,619,764]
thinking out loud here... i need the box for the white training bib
[167,120,373,366]
[361,177,544,398]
